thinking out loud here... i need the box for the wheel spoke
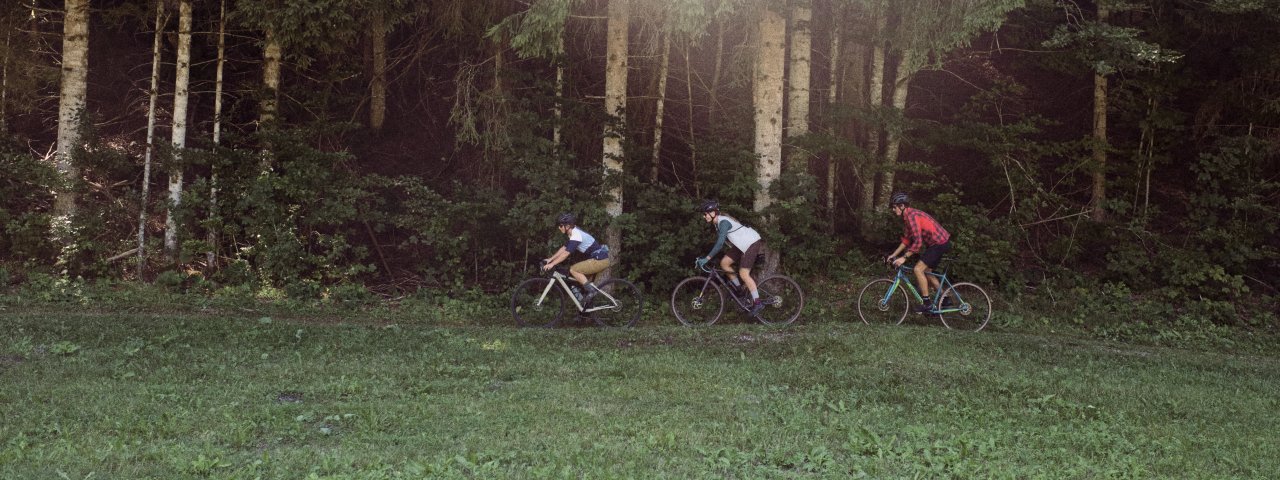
[857,278,908,326]
[590,279,644,328]
[511,278,564,328]
[938,282,992,332]
[670,277,724,326]
[754,275,804,326]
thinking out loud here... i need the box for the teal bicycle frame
[881,264,963,314]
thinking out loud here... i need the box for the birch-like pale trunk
[369,8,387,132]
[603,0,629,274]
[207,0,227,268]
[553,34,564,147]
[859,11,886,235]
[54,0,89,224]
[261,28,281,126]
[165,0,192,258]
[650,30,670,183]
[1090,5,1110,221]
[752,6,786,213]
[138,0,164,271]
[825,16,840,228]
[685,40,698,195]
[875,50,912,209]
[2,30,9,133]
[787,0,811,139]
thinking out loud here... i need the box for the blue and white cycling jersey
[565,227,608,260]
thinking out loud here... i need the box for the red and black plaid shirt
[900,207,950,254]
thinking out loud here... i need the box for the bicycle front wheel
[937,282,992,332]
[670,277,725,327]
[589,278,644,328]
[754,275,804,327]
[511,278,565,328]
[857,278,908,326]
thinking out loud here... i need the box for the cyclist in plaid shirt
[885,192,953,314]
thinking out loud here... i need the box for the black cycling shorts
[918,241,951,269]
[726,241,764,270]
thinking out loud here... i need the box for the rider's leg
[913,261,932,298]
[720,255,739,283]
[738,267,758,299]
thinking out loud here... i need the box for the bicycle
[670,258,804,327]
[511,261,644,328]
[855,257,992,331]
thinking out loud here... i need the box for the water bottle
[570,285,583,302]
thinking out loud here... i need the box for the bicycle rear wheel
[857,278,908,325]
[754,275,804,327]
[511,278,565,328]
[670,277,725,326]
[937,282,992,332]
[588,278,644,328]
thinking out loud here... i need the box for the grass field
[2,299,1278,478]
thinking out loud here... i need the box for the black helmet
[698,199,719,213]
[555,212,576,226]
[890,192,910,206]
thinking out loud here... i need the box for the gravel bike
[511,262,644,328]
[856,257,992,331]
[670,260,804,327]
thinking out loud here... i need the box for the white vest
[719,215,761,250]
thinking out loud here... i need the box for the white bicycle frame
[537,270,620,313]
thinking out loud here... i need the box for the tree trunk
[603,0,629,277]
[859,12,886,236]
[1089,5,1109,221]
[369,8,387,132]
[825,12,840,231]
[1,30,9,133]
[553,34,564,148]
[875,50,912,209]
[650,30,670,183]
[753,6,785,213]
[54,0,89,224]
[708,17,724,127]
[787,0,812,139]
[261,28,282,126]
[207,0,227,269]
[139,0,165,272]
[165,0,192,259]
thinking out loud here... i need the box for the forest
[1,0,1277,329]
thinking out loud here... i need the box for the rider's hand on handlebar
[694,257,709,268]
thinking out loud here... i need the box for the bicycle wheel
[588,278,644,328]
[670,277,725,327]
[937,282,992,332]
[754,275,804,327]
[857,278,909,325]
[511,278,565,328]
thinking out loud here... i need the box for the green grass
[2,301,1278,479]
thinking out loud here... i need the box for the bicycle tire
[670,276,725,327]
[589,278,644,328]
[511,278,565,328]
[857,278,909,326]
[754,275,804,327]
[937,282,992,332]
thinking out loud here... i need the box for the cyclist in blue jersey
[542,212,610,301]
[695,200,767,314]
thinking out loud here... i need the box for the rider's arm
[544,246,569,269]
[704,219,732,259]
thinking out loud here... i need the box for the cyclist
[885,192,952,313]
[542,213,610,302]
[695,200,766,314]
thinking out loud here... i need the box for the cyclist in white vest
[694,200,766,314]
[542,212,610,302]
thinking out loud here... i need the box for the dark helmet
[555,212,576,226]
[698,199,719,213]
[890,192,910,207]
